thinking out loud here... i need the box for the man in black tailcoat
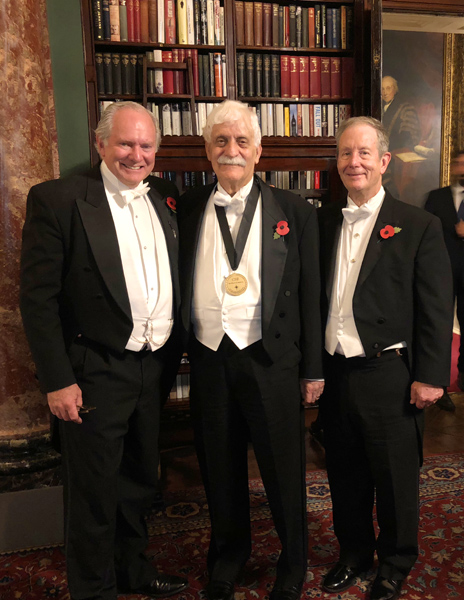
[178,100,324,600]
[318,117,453,600]
[425,149,464,411]
[20,102,187,600]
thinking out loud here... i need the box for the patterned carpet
[1,453,464,600]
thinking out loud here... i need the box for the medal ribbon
[214,179,260,271]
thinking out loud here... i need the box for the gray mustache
[217,157,247,167]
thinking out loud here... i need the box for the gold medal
[224,273,248,296]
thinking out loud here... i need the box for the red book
[280,55,290,98]
[133,0,141,41]
[309,56,321,98]
[308,7,315,48]
[235,1,245,46]
[172,48,180,94]
[290,56,299,98]
[299,56,309,98]
[314,170,321,189]
[140,0,149,41]
[186,49,200,97]
[214,53,223,97]
[244,2,254,46]
[320,57,331,98]
[162,50,174,94]
[148,0,157,42]
[178,48,186,94]
[341,56,354,98]
[254,2,263,46]
[127,0,134,40]
[165,0,176,43]
[284,6,290,47]
[330,57,341,99]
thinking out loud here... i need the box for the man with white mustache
[20,102,186,600]
[178,100,324,600]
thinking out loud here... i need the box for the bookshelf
[80,0,380,205]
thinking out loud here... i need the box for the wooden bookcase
[80,0,381,205]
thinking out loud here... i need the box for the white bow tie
[119,181,151,206]
[213,189,246,216]
[342,204,373,225]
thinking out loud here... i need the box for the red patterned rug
[1,453,464,600]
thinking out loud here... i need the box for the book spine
[341,56,353,98]
[164,0,176,43]
[320,57,331,99]
[314,4,320,48]
[191,49,200,96]
[153,49,163,93]
[346,7,353,50]
[308,7,315,48]
[214,52,223,97]
[95,52,105,94]
[92,0,104,41]
[309,56,321,98]
[235,1,245,46]
[237,52,246,97]
[207,0,215,45]
[263,54,271,97]
[209,52,215,96]
[272,3,279,47]
[289,55,299,99]
[108,0,121,41]
[200,0,208,45]
[255,53,263,97]
[330,57,341,99]
[222,54,227,95]
[301,7,308,48]
[213,0,221,45]
[314,104,322,136]
[246,52,255,97]
[299,56,309,98]
[146,50,155,93]
[121,53,130,94]
[271,54,280,97]
[177,0,187,43]
[137,53,144,94]
[124,0,132,41]
[284,6,289,47]
[333,8,340,49]
[112,52,123,94]
[321,4,326,48]
[280,55,290,98]
[244,2,254,46]
[162,50,174,94]
[203,53,211,96]
[162,104,172,136]
[254,2,263,47]
[140,0,149,41]
[103,52,114,94]
[102,0,112,40]
[326,8,333,49]
[278,5,284,47]
[129,53,137,94]
[321,103,328,136]
[172,48,180,94]
[133,0,141,41]
[157,0,165,42]
[148,0,157,42]
[263,3,272,47]
[187,0,195,44]
[194,0,201,44]
[178,48,186,94]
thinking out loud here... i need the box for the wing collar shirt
[452,182,464,213]
[326,187,385,358]
[101,162,173,351]
[192,178,262,351]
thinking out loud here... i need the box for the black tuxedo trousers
[320,350,422,581]
[188,335,308,587]
[60,336,177,600]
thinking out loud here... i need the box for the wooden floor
[160,391,464,493]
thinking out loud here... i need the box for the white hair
[202,100,262,147]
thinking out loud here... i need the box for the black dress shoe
[269,583,303,600]
[206,580,235,600]
[120,574,188,598]
[370,576,402,600]
[322,562,369,593]
[436,391,456,412]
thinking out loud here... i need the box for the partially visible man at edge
[318,116,453,600]
[177,100,324,600]
[20,102,187,600]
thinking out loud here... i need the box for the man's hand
[47,383,83,424]
[410,381,443,410]
[455,221,464,238]
[300,380,325,407]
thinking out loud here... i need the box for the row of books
[146,50,226,98]
[255,102,351,137]
[236,2,353,50]
[256,169,328,191]
[92,0,224,45]
[238,54,353,100]
[96,52,143,95]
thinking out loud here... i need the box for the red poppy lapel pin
[166,197,177,213]
[274,220,290,240]
[379,224,401,240]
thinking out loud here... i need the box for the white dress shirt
[192,178,262,351]
[101,162,173,351]
[452,183,464,214]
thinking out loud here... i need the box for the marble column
[0,0,61,490]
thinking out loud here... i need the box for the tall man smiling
[318,117,453,600]
[178,100,324,600]
[20,102,186,600]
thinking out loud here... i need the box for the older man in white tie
[20,102,187,600]
[318,117,453,600]
[178,100,324,600]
